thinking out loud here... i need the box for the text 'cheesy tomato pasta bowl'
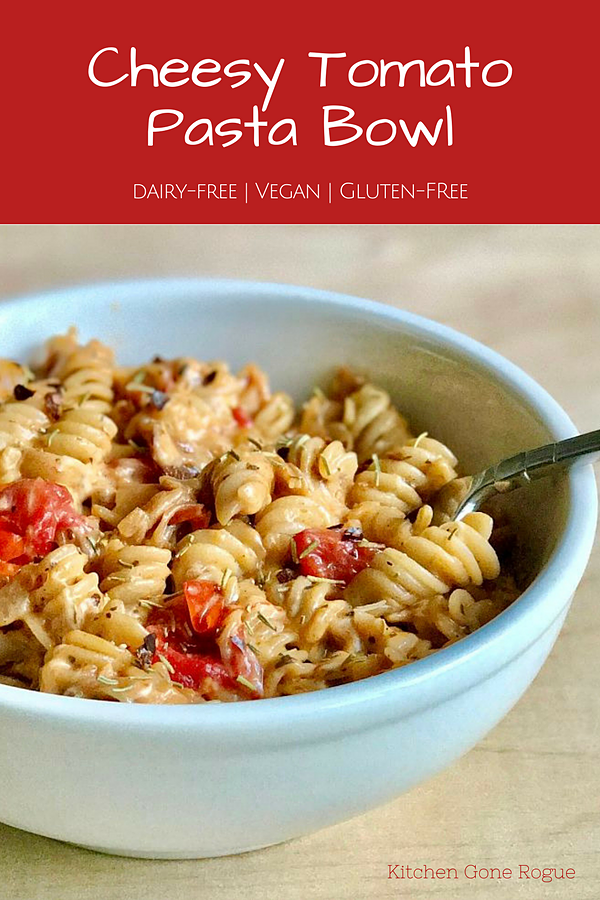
[0,279,596,858]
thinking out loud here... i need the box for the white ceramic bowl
[0,279,596,858]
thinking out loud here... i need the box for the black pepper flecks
[13,384,34,401]
[276,567,296,584]
[43,389,63,421]
[136,632,157,668]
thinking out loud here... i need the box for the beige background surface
[0,225,598,900]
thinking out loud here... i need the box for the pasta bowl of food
[0,278,596,857]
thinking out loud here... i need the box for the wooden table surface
[0,225,598,900]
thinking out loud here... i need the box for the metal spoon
[434,429,600,522]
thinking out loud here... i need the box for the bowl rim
[0,276,596,728]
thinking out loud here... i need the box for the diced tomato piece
[0,528,25,562]
[183,580,225,635]
[0,478,91,560]
[0,560,20,579]
[293,528,376,585]
[232,406,253,429]
[146,593,262,698]
[219,623,264,698]
[146,593,224,655]
[146,600,237,695]
[146,595,193,648]
[169,504,211,531]
[152,633,236,693]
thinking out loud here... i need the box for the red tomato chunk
[232,406,253,429]
[146,596,235,693]
[219,623,264,698]
[169,504,211,531]
[183,579,225,635]
[146,587,263,698]
[0,528,25,563]
[146,594,197,649]
[0,561,20,579]
[154,635,236,694]
[293,528,375,584]
[0,478,90,562]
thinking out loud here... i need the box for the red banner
[2,1,597,223]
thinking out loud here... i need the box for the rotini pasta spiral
[0,401,50,452]
[302,383,412,462]
[209,450,274,525]
[98,540,172,609]
[0,545,102,648]
[18,336,118,502]
[339,384,412,461]
[280,575,361,658]
[280,435,358,516]
[172,520,266,599]
[398,510,500,586]
[58,340,115,413]
[250,393,295,442]
[86,598,149,650]
[348,437,458,545]
[108,476,199,547]
[238,581,299,673]
[345,509,500,610]
[0,401,50,483]
[0,626,46,687]
[41,405,117,467]
[39,630,190,703]
[0,360,30,400]
[256,495,337,562]
[350,437,457,512]
[351,608,431,664]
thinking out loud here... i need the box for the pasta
[0,331,519,703]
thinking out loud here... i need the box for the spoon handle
[454,429,600,519]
